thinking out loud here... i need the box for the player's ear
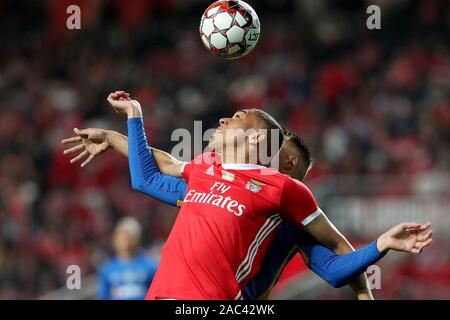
[290,155,298,169]
[283,155,295,172]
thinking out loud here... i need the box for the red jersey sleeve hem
[301,208,323,226]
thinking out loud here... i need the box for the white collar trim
[221,163,266,170]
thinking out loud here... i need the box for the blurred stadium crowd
[0,0,448,299]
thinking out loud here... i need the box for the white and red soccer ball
[199,0,261,59]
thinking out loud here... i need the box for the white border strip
[235,214,279,280]
[236,217,282,283]
[235,214,282,283]
[301,208,324,226]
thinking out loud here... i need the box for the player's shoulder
[283,175,314,194]
[264,173,313,201]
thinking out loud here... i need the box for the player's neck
[221,147,262,166]
[117,249,137,261]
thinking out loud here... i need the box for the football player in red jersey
[63,122,432,300]
[103,91,377,300]
[62,91,432,300]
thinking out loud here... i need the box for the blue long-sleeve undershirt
[126,117,385,293]
[302,237,384,288]
[127,118,187,206]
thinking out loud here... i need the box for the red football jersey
[146,152,321,300]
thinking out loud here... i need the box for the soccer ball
[199,0,261,59]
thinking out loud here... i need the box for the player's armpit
[164,160,186,178]
[150,147,187,178]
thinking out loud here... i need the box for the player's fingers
[61,136,81,144]
[419,238,433,249]
[80,153,95,168]
[111,91,127,99]
[401,222,421,230]
[107,92,121,103]
[63,143,84,155]
[74,127,90,137]
[417,230,433,242]
[108,96,125,108]
[416,222,432,231]
[115,91,131,100]
[70,150,88,164]
[412,240,432,254]
[407,223,431,235]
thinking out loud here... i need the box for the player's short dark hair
[283,129,313,180]
[248,108,284,152]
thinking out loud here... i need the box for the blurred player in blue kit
[97,217,158,300]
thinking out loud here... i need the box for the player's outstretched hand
[376,222,433,254]
[61,128,110,167]
[107,91,142,118]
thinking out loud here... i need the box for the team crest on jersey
[246,181,262,193]
[221,170,235,182]
[205,165,214,176]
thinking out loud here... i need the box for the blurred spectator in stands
[96,217,157,300]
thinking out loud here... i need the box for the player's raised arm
[302,214,375,299]
[280,178,374,299]
[107,90,186,178]
[62,127,185,171]
[298,221,432,289]
[127,114,188,203]
[62,126,187,206]
[63,91,189,177]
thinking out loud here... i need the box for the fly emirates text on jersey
[183,182,246,216]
